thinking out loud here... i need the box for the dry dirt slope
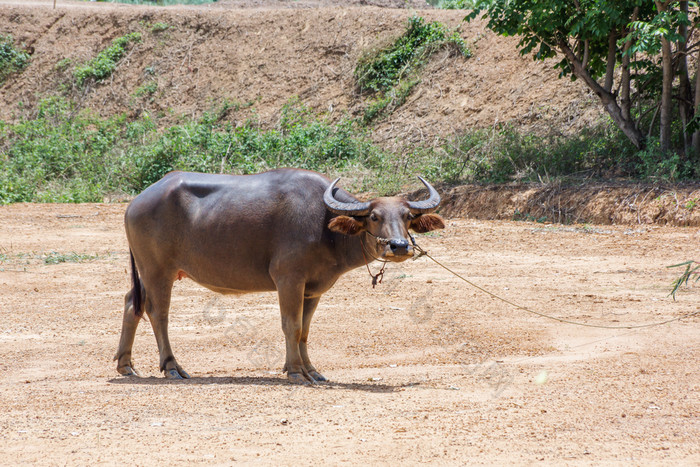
[4,0,700,225]
[0,0,601,151]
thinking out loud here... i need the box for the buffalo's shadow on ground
[107,375,415,393]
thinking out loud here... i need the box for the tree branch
[524,24,559,52]
[558,39,644,148]
[558,40,610,100]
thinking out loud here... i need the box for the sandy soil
[0,203,698,464]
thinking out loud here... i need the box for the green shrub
[133,80,158,99]
[73,32,142,86]
[129,100,388,188]
[0,34,30,84]
[0,97,389,203]
[2,95,696,205]
[355,16,470,123]
[0,96,128,203]
[362,79,418,124]
[396,122,643,184]
[356,16,469,93]
[635,138,697,181]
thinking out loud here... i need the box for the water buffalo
[115,168,444,384]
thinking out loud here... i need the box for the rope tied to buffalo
[360,232,389,288]
[409,241,700,330]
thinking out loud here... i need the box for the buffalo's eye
[370,212,379,222]
[406,213,415,221]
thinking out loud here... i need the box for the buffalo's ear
[410,213,445,233]
[328,215,365,236]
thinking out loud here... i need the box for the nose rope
[360,235,387,288]
[361,231,423,288]
[365,231,390,245]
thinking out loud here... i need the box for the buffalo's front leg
[277,282,314,384]
[300,297,326,382]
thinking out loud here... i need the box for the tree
[468,0,700,167]
[624,1,694,155]
[655,1,674,151]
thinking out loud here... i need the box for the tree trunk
[656,1,673,152]
[678,1,691,157]
[620,41,632,121]
[604,100,646,149]
[620,7,638,122]
[659,37,673,151]
[559,40,645,149]
[692,46,700,157]
[604,30,617,92]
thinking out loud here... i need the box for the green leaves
[0,34,30,85]
[468,0,642,80]
[668,260,700,300]
[467,0,700,159]
[624,8,691,57]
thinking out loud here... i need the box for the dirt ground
[0,203,698,464]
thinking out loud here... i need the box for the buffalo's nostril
[389,239,410,254]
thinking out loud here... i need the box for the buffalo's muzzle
[383,238,413,260]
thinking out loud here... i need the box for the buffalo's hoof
[165,367,191,379]
[288,372,314,385]
[118,365,140,377]
[308,370,327,383]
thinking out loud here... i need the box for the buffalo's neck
[332,232,381,273]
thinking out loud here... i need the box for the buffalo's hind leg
[300,297,326,382]
[115,288,143,377]
[143,277,191,379]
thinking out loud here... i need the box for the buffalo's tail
[130,250,144,317]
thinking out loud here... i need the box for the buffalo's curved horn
[323,178,371,216]
[407,176,441,214]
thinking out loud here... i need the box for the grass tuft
[426,0,477,9]
[43,251,100,265]
[73,32,142,87]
